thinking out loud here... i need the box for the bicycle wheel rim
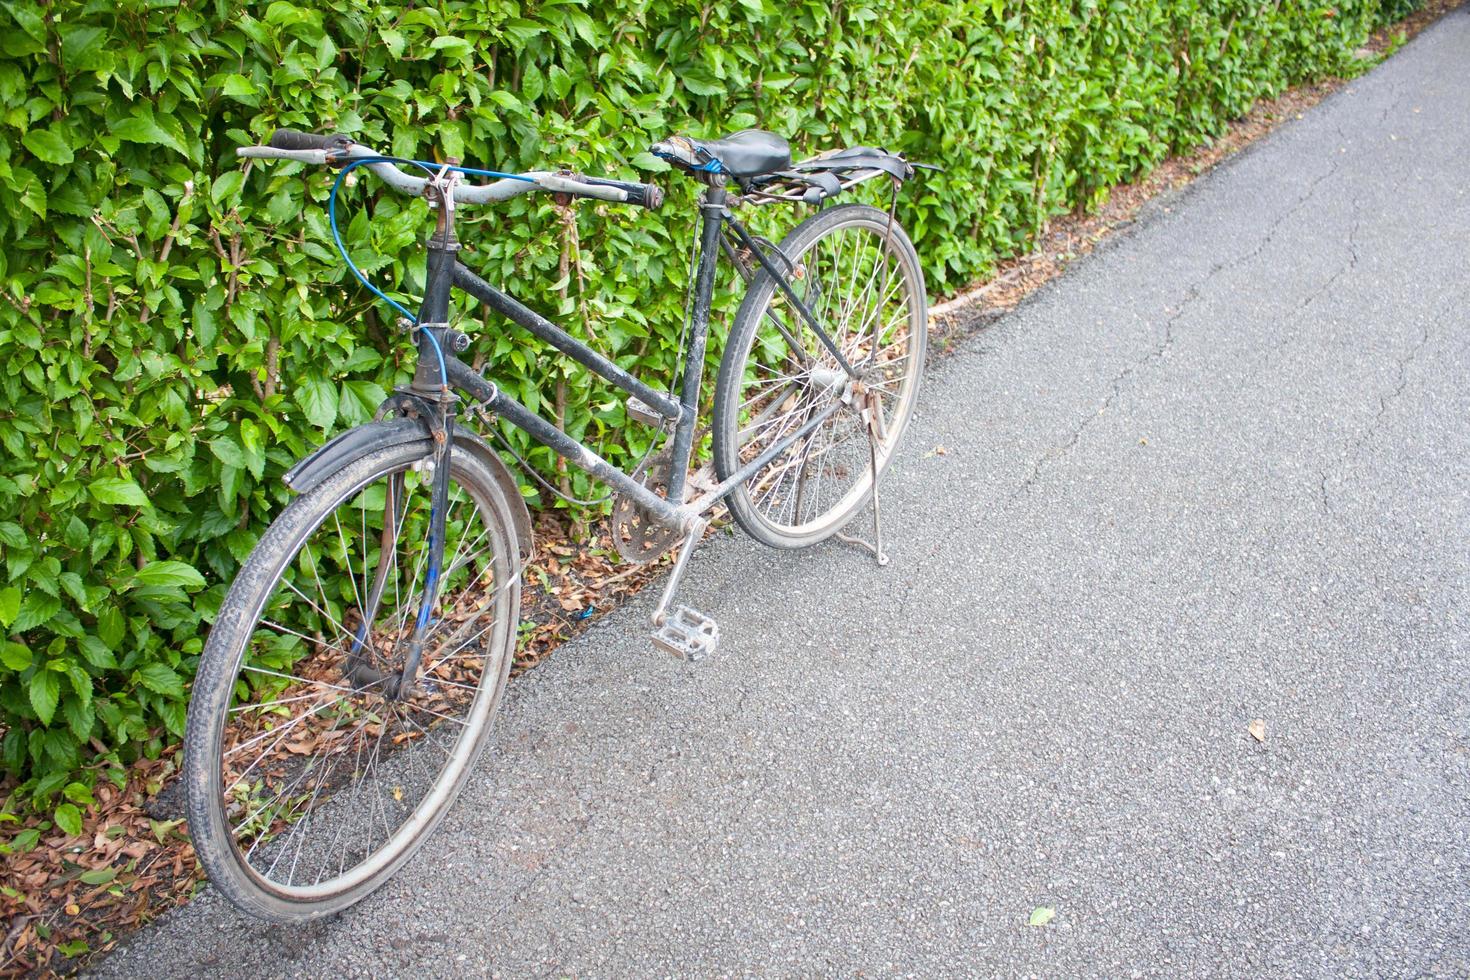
[730,211,925,538]
[198,447,516,906]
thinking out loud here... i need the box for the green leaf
[61,25,109,70]
[238,419,265,479]
[112,107,186,156]
[78,635,118,670]
[13,593,60,633]
[263,189,297,225]
[53,802,83,838]
[297,377,338,429]
[78,866,117,885]
[29,670,60,726]
[209,437,246,469]
[13,166,46,217]
[679,70,726,98]
[220,73,258,98]
[135,662,185,699]
[339,380,387,425]
[22,129,74,166]
[0,587,21,630]
[62,694,94,741]
[90,477,149,507]
[1028,907,1056,927]
[211,171,244,206]
[429,36,473,61]
[0,641,30,671]
[149,818,183,843]
[57,939,91,958]
[0,522,24,548]
[632,152,670,173]
[133,561,206,592]
[59,572,88,610]
[96,607,125,649]
[66,665,92,706]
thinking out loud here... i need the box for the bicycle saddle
[651,129,793,178]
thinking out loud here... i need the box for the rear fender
[282,418,533,561]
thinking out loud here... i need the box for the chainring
[610,447,683,564]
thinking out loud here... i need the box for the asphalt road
[97,11,1470,978]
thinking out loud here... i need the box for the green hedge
[0,0,1408,805]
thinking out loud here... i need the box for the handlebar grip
[624,182,664,211]
[576,175,664,211]
[267,128,350,152]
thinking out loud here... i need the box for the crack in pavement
[1317,305,1438,520]
[1010,155,1345,498]
[1273,192,1364,369]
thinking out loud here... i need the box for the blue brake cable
[326,155,537,386]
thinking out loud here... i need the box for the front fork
[395,408,454,698]
[341,393,458,700]
[344,221,463,699]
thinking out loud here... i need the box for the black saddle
[651,130,793,178]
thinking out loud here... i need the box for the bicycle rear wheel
[712,203,927,548]
[184,439,522,922]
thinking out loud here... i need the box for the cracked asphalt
[96,12,1469,978]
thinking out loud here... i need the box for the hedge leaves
[0,0,1409,805]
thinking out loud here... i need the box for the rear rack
[740,147,916,206]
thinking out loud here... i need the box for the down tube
[444,358,687,528]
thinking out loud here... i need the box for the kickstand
[836,390,890,567]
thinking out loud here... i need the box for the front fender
[282,418,533,561]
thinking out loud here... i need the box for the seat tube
[667,183,728,503]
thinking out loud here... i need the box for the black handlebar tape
[267,129,351,152]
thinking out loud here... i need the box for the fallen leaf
[148,820,183,844]
[391,786,403,802]
[1028,906,1056,927]
[1248,718,1266,742]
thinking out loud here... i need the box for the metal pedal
[651,606,720,661]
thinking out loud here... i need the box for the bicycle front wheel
[185,439,522,922]
[712,204,927,548]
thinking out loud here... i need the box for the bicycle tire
[185,439,522,922]
[712,203,927,548]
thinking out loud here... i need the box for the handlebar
[268,128,353,152]
[237,129,664,212]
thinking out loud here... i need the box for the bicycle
[184,126,929,922]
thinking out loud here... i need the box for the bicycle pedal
[651,606,719,661]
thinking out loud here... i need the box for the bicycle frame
[405,181,853,535]
[369,175,868,688]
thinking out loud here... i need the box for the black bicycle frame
[404,182,850,536]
